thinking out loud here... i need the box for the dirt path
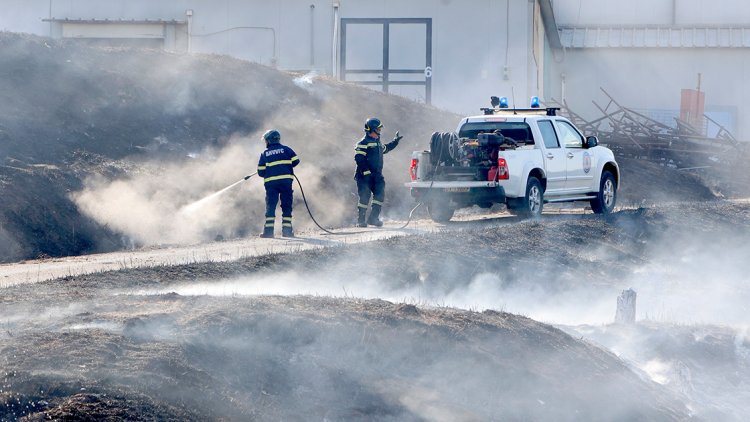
[0,222,425,287]
[0,211,508,287]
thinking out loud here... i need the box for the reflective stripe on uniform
[265,159,294,167]
[355,150,367,156]
[358,203,368,209]
[371,199,383,206]
[264,175,294,183]
[362,170,371,175]
[264,223,274,228]
[366,143,379,147]
[282,217,292,222]
[282,223,292,228]
[257,166,266,170]
[291,156,299,162]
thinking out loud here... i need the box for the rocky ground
[2,31,750,421]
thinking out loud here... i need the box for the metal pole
[48,0,52,36]
[310,4,315,68]
[332,3,340,78]
[186,9,193,53]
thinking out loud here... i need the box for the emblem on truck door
[583,151,592,174]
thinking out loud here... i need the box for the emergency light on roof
[489,96,509,108]
[481,96,559,116]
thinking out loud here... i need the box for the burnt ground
[2,201,750,420]
[2,31,750,421]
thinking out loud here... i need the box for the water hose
[292,174,422,235]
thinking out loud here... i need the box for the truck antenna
[511,87,517,114]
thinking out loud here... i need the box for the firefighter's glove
[392,131,403,146]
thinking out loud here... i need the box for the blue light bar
[530,96,540,108]
[499,96,509,108]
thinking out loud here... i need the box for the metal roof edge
[42,18,186,25]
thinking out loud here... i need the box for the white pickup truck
[405,104,620,222]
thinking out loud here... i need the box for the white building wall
[550,0,750,140]
[337,0,538,115]
[552,0,750,26]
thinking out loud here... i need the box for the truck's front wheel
[510,177,543,219]
[590,171,617,214]
[427,200,455,223]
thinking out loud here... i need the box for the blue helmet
[262,129,281,144]
[364,117,383,133]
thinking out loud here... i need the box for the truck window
[537,120,560,149]
[458,122,534,145]
[554,120,584,149]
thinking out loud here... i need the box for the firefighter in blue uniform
[257,129,299,238]
[354,118,403,227]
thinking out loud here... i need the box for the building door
[340,18,432,104]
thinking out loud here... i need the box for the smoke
[72,140,264,245]
[127,207,749,328]
[140,269,620,327]
[622,223,750,326]
[68,67,456,246]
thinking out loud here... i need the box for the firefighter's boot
[367,204,383,227]
[259,226,274,238]
[281,217,294,237]
[357,208,367,228]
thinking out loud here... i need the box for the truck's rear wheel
[590,171,616,214]
[427,200,455,223]
[513,177,543,219]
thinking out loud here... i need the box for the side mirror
[584,136,598,149]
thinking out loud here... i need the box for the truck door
[536,120,567,194]
[554,120,594,192]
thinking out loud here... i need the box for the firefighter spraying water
[256,129,300,238]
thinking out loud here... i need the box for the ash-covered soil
[2,201,750,420]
